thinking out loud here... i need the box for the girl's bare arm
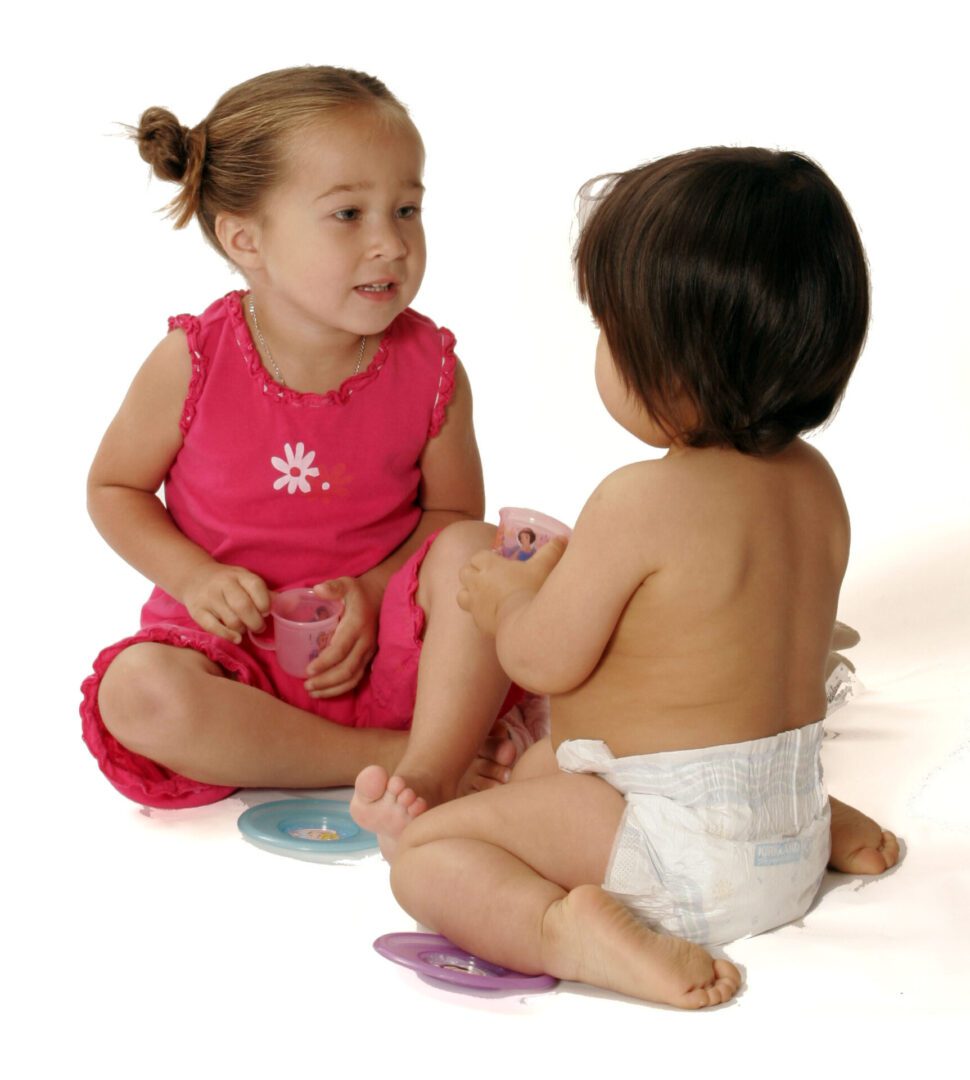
[87,330,270,640]
[355,358,485,601]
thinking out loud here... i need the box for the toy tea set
[238,588,380,861]
[237,508,569,993]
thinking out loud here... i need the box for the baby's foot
[545,885,740,1008]
[350,764,429,860]
[826,622,860,681]
[829,797,900,875]
[831,621,861,652]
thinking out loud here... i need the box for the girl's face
[246,109,427,343]
[594,332,674,449]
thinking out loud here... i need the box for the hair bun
[136,107,194,183]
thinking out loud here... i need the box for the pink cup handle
[248,627,276,652]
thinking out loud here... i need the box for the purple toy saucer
[373,932,557,992]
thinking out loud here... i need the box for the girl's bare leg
[351,521,517,837]
[390,771,740,1008]
[98,643,405,788]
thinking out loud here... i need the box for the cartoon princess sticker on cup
[492,507,572,561]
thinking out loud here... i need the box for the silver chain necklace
[248,295,366,388]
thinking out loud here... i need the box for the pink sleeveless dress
[80,291,459,808]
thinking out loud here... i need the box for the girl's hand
[458,537,567,636]
[305,576,380,698]
[182,563,271,643]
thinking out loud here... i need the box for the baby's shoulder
[596,456,687,499]
[585,459,677,526]
[670,439,841,493]
[783,438,842,486]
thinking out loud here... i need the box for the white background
[4,1,968,1075]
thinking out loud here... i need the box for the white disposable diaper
[556,721,831,946]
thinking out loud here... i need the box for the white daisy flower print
[271,442,320,494]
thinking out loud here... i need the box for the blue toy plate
[237,798,379,863]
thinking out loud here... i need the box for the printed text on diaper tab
[754,840,803,866]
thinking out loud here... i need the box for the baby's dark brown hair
[575,147,870,455]
[132,65,414,254]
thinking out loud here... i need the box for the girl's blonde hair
[132,65,412,252]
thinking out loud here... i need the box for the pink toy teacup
[492,507,572,562]
[249,589,343,677]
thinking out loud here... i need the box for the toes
[477,735,517,767]
[396,786,418,811]
[837,838,900,876]
[832,621,861,650]
[464,766,511,794]
[458,755,513,798]
[478,759,512,784]
[354,764,389,803]
[681,985,719,1009]
[880,830,901,868]
[493,739,517,767]
[712,960,741,996]
[855,849,890,874]
[683,961,740,1008]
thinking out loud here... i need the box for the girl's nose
[368,219,408,260]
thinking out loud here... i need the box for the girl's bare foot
[829,797,900,875]
[542,884,740,1008]
[350,764,430,859]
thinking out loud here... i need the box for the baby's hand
[182,563,271,644]
[458,537,566,636]
[305,576,380,698]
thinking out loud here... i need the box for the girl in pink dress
[80,66,522,809]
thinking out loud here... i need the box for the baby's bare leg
[390,773,740,1008]
[98,643,405,787]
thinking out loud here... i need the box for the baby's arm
[87,331,270,642]
[460,464,660,694]
[306,360,485,696]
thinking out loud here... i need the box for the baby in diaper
[353,147,898,1009]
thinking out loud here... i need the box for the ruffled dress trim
[226,290,393,408]
[402,532,438,646]
[172,292,457,433]
[79,623,274,808]
[168,313,208,436]
[428,329,458,438]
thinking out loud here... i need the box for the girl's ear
[215,213,262,271]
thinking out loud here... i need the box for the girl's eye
[397,205,421,220]
[334,209,360,222]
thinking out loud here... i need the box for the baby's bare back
[552,439,849,756]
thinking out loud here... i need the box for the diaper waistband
[557,720,826,812]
